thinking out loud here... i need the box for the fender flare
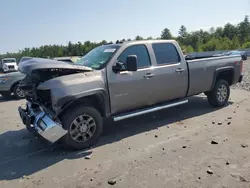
[210,66,234,90]
[10,80,21,92]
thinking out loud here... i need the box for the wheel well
[61,95,106,117]
[216,70,233,85]
[10,81,20,92]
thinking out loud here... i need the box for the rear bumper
[238,74,243,83]
[18,102,67,143]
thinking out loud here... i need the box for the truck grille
[8,65,14,69]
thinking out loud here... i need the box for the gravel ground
[232,59,250,91]
[0,60,250,188]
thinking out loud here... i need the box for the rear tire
[207,79,230,107]
[60,106,103,150]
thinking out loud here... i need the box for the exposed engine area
[19,68,85,108]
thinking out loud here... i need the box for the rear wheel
[60,106,103,150]
[207,79,230,107]
[13,84,25,99]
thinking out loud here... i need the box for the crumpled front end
[18,102,67,143]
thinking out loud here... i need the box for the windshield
[3,59,16,63]
[75,45,120,70]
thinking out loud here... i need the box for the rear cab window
[152,43,181,65]
[117,45,151,69]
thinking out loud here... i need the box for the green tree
[161,28,172,39]
[135,35,144,40]
[223,23,237,40]
[242,41,250,48]
[178,25,187,38]
[238,15,250,44]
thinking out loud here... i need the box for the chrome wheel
[16,86,25,98]
[69,114,96,143]
[217,84,227,102]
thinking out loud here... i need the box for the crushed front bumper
[18,102,68,143]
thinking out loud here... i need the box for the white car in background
[1,58,18,73]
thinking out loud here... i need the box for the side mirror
[126,55,137,71]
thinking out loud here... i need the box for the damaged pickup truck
[18,40,244,150]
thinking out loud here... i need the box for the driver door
[107,44,156,114]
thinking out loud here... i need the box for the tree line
[1,16,250,61]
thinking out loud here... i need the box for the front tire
[60,106,103,150]
[207,79,230,107]
[13,84,25,99]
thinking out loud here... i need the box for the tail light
[235,61,243,74]
[240,61,243,74]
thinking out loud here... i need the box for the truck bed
[186,55,243,96]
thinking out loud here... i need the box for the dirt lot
[0,61,250,188]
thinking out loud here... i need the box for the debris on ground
[212,121,216,124]
[90,178,94,181]
[182,146,187,148]
[241,144,248,148]
[207,169,213,175]
[230,173,249,182]
[85,155,92,159]
[108,179,117,185]
[22,175,30,180]
[217,122,222,125]
[154,135,158,138]
[226,161,230,165]
[227,117,232,119]
[211,140,218,144]
[227,122,231,125]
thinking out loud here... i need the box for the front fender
[36,71,110,116]
[55,88,110,117]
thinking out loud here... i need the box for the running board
[113,99,188,122]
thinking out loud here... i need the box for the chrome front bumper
[18,103,68,143]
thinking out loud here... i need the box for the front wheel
[60,106,103,150]
[13,84,25,99]
[207,79,230,107]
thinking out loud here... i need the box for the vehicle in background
[225,50,247,60]
[18,56,34,65]
[0,57,34,99]
[213,50,247,60]
[53,56,81,63]
[0,58,18,73]
[18,40,244,150]
[0,71,26,99]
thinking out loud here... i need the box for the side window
[117,45,151,69]
[152,43,181,65]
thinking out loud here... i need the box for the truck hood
[18,57,92,74]
[3,62,17,66]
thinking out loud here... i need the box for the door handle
[144,73,155,79]
[175,68,185,73]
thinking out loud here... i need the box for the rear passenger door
[151,42,188,103]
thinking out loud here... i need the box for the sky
[0,0,250,54]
